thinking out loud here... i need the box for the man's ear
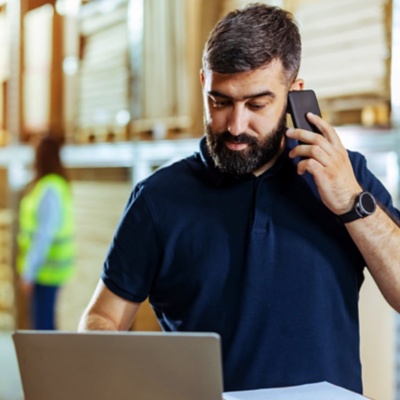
[200,69,205,87]
[290,78,304,91]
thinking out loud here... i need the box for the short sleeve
[101,184,161,302]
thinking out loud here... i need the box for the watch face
[338,191,377,223]
[359,191,376,214]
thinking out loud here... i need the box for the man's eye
[212,100,229,108]
[248,103,265,110]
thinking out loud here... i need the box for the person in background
[78,3,400,394]
[17,135,75,330]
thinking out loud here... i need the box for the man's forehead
[204,60,288,94]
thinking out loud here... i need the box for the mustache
[220,131,257,145]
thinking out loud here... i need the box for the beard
[205,107,287,177]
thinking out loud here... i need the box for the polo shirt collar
[198,135,294,186]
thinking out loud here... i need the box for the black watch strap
[338,191,377,224]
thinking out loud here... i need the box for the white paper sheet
[223,381,369,400]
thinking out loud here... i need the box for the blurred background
[0,0,399,399]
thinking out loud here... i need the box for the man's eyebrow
[208,90,275,100]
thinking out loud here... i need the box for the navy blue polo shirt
[102,137,400,393]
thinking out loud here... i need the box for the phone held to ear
[287,90,322,135]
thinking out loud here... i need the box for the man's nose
[227,105,248,136]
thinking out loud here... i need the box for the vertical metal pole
[5,0,22,330]
[6,0,21,146]
[127,0,143,185]
[127,0,143,126]
[6,0,24,192]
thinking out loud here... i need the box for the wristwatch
[338,191,376,223]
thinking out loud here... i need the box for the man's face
[201,60,291,176]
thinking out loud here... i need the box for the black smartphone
[287,90,322,134]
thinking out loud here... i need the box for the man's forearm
[346,205,400,311]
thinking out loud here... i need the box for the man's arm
[286,113,400,312]
[78,280,141,331]
[345,206,400,311]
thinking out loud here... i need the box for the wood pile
[296,0,391,126]
[57,180,160,331]
[77,3,130,143]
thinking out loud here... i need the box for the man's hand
[286,112,362,216]
[287,114,400,311]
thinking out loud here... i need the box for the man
[79,4,400,394]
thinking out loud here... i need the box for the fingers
[286,113,341,147]
[286,129,332,163]
[286,113,362,214]
[306,113,342,147]
[286,113,345,160]
[295,156,324,176]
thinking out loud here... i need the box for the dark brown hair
[202,3,301,83]
[33,135,69,182]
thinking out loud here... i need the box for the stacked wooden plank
[139,0,192,137]
[77,3,130,143]
[56,180,159,331]
[295,0,390,123]
[23,4,53,133]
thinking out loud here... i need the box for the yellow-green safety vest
[17,174,75,286]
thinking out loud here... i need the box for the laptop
[12,330,223,400]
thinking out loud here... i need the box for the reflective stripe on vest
[17,174,75,286]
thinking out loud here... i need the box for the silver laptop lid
[13,330,223,400]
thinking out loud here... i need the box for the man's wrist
[337,191,377,224]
